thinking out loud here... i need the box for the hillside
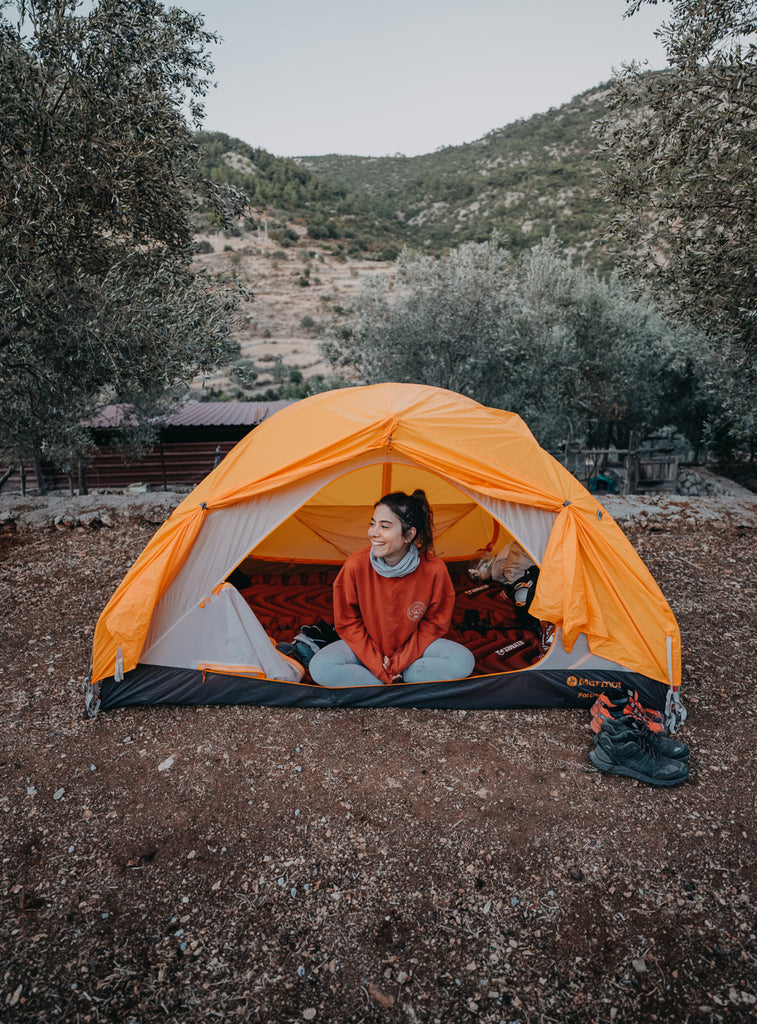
[191,82,621,400]
[189,231,396,400]
[194,132,403,260]
[196,82,619,272]
[297,82,617,268]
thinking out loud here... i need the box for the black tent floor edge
[96,664,669,713]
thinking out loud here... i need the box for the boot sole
[589,747,689,786]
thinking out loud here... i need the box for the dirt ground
[1,492,756,1023]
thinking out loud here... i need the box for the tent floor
[236,563,552,680]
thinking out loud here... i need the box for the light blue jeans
[309,638,475,688]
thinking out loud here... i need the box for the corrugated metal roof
[166,401,293,427]
[86,401,294,429]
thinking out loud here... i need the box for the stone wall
[675,467,744,498]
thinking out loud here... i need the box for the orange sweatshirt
[333,547,455,684]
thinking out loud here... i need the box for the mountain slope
[194,131,403,257]
[196,82,619,270]
[298,83,616,267]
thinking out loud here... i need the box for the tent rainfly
[86,383,684,725]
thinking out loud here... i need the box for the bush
[270,226,298,247]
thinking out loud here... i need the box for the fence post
[624,432,638,495]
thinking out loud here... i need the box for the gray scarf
[370,543,420,578]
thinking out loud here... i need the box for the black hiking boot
[590,722,689,786]
[592,715,689,761]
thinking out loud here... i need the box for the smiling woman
[309,490,476,687]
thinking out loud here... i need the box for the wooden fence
[554,440,679,495]
[0,441,236,496]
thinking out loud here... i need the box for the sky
[192,0,669,158]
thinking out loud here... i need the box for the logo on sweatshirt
[407,601,426,622]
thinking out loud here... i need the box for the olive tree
[321,239,518,400]
[322,236,702,450]
[599,0,757,359]
[0,0,245,474]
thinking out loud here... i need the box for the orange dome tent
[86,383,682,722]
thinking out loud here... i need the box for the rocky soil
[1,492,756,1023]
[192,232,396,395]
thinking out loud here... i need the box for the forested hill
[298,82,616,267]
[194,131,404,258]
[197,82,619,268]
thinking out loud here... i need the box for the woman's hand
[382,655,402,684]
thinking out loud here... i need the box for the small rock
[569,866,584,881]
[54,788,65,800]
[632,958,647,974]
[367,982,395,1008]
[303,1010,316,1021]
[157,755,174,772]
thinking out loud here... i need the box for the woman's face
[369,503,416,566]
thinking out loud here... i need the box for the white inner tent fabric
[138,451,630,681]
[142,583,304,682]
